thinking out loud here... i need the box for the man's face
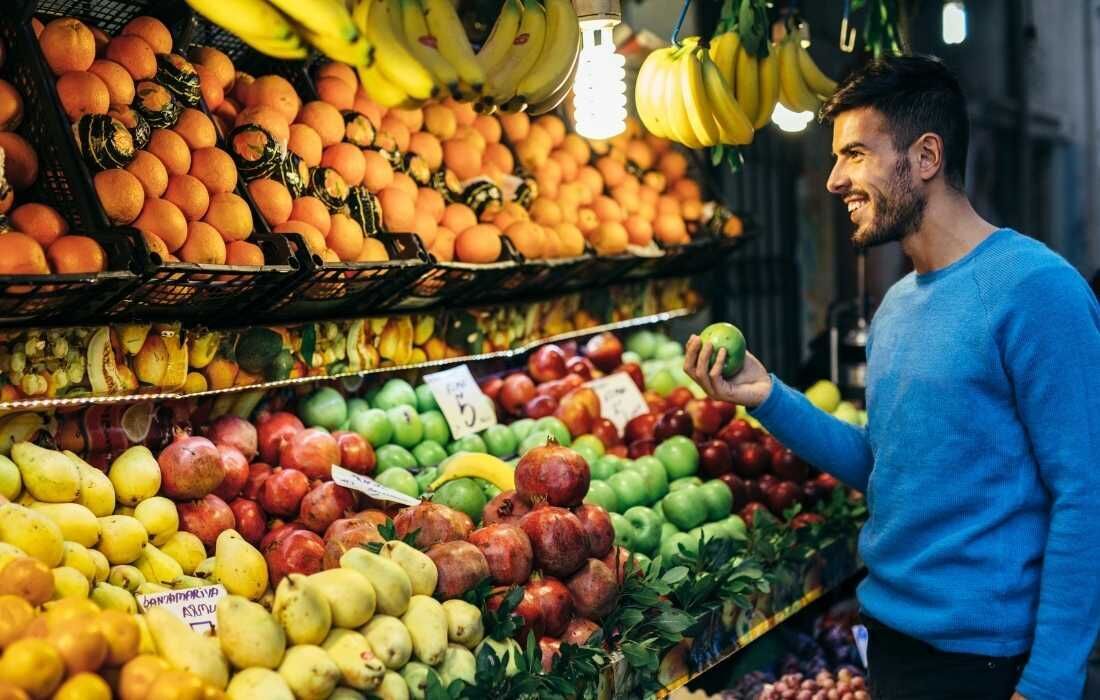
[826,108,926,248]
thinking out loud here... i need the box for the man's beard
[851,158,926,249]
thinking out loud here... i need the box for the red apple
[573,504,614,558]
[265,528,324,584]
[801,481,826,508]
[698,439,733,478]
[685,399,723,436]
[523,394,558,419]
[212,444,249,501]
[718,473,749,512]
[528,345,568,383]
[653,409,693,442]
[394,502,474,548]
[739,502,774,528]
[298,481,356,534]
[760,434,783,455]
[280,428,340,481]
[258,412,304,465]
[241,462,272,500]
[333,431,375,475]
[482,490,533,525]
[565,558,617,618]
[468,523,534,585]
[814,473,839,492]
[617,363,645,391]
[718,419,756,448]
[178,494,235,548]
[229,498,267,545]
[624,413,657,444]
[711,400,736,426]
[565,356,596,381]
[562,618,600,646]
[666,386,693,409]
[260,468,311,517]
[515,440,590,507]
[734,442,770,477]
[590,418,622,449]
[764,480,802,516]
[526,576,574,637]
[554,387,601,437]
[539,637,561,672]
[560,341,578,357]
[627,439,657,458]
[427,540,491,599]
[520,506,589,578]
[501,374,537,416]
[582,332,623,372]
[643,391,668,415]
[771,448,809,482]
[744,479,764,504]
[480,376,504,404]
[205,415,258,461]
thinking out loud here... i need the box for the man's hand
[683,335,773,408]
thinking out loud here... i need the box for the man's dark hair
[820,54,969,190]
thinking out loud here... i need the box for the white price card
[423,365,497,439]
[137,584,226,634]
[586,372,648,431]
[332,465,421,506]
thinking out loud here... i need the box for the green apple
[420,410,451,445]
[623,506,662,556]
[299,386,347,430]
[699,480,733,521]
[608,513,636,550]
[449,434,488,454]
[630,552,652,574]
[661,487,707,531]
[626,457,668,504]
[590,455,622,481]
[607,470,647,511]
[347,397,370,418]
[375,467,419,498]
[585,480,620,513]
[532,417,571,446]
[509,418,536,443]
[648,369,677,397]
[699,522,730,542]
[376,444,417,473]
[351,408,392,446]
[373,378,417,410]
[412,440,448,468]
[482,424,518,458]
[363,385,381,406]
[660,522,680,542]
[659,532,694,561]
[433,478,486,521]
[387,405,424,449]
[655,340,684,360]
[720,514,748,541]
[482,482,502,500]
[654,436,699,480]
[621,351,642,366]
[626,330,660,360]
[698,322,746,377]
[415,384,439,412]
[653,500,666,522]
[572,444,601,470]
[668,476,703,492]
[518,432,548,456]
[572,435,605,459]
[415,466,439,493]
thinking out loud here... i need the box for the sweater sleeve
[999,268,1100,700]
[750,376,874,492]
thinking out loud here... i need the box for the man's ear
[913,132,944,182]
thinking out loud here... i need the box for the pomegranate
[322,521,383,569]
[212,444,249,501]
[481,490,533,525]
[527,345,567,382]
[265,528,324,584]
[260,468,310,517]
[354,509,391,527]
[178,494,235,548]
[566,559,618,618]
[257,412,304,464]
[515,440,590,507]
[539,637,561,672]
[332,430,375,475]
[489,585,542,640]
[468,524,534,585]
[241,462,272,500]
[394,502,474,548]
[205,415,258,461]
[572,504,614,558]
[280,428,340,481]
[261,521,306,552]
[526,575,573,637]
[520,506,588,578]
[562,618,600,646]
[159,433,225,500]
[600,546,643,584]
[229,498,267,546]
[298,481,356,534]
[426,540,490,599]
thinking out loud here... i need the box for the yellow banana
[357,62,413,108]
[483,0,546,106]
[754,44,780,128]
[514,0,580,108]
[679,42,720,147]
[430,452,515,492]
[701,47,754,145]
[266,0,360,40]
[423,0,486,95]
[527,36,578,114]
[400,0,461,96]
[709,30,739,89]
[476,0,522,73]
[299,25,370,64]
[778,35,820,112]
[634,47,667,137]
[734,45,759,127]
[184,0,306,58]
[796,43,838,98]
[664,46,703,148]
[363,0,438,101]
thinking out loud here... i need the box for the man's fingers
[709,348,727,383]
[694,342,713,381]
[683,336,700,375]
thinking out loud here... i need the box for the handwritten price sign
[137,584,226,634]
[331,465,421,506]
[586,372,648,431]
[423,365,497,439]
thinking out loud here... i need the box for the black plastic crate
[26,0,192,38]
[397,237,524,310]
[560,251,639,293]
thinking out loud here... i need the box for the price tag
[137,584,226,634]
[586,372,648,431]
[332,465,421,506]
[423,365,497,439]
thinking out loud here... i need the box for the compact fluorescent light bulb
[573,21,627,140]
[942,1,967,45]
[771,102,814,133]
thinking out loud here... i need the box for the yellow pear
[322,628,386,691]
[134,543,183,584]
[159,531,206,574]
[360,615,412,670]
[214,530,268,601]
[226,667,294,700]
[11,442,81,503]
[0,502,64,566]
[133,497,179,546]
[96,515,148,565]
[401,595,447,666]
[107,446,161,506]
[307,568,376,628]
[29,502,100,547]
[277,645,340,700]
[145,606,229,688]
[64,451,116,516]
[379,540,437,597]
[441,599,484,648]
[215,595,286,669]
[272,573,331,646]
[339,549,411,616]
[0,454,21,501]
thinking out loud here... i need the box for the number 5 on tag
[423,365,497,440]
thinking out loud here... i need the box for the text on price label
[423,365,497,439]
[332,465,421,506]
[137,584,226,634]
[585,372,649,431]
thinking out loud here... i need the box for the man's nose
[826,161,848,194]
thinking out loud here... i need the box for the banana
[634,48,665,137]
[476,0,522,74]
[701,48,755,145]
[363,0,438,101]
[422,0,486,95]
[513,0,580,108]
[678,42,719,147]
[708,30,739,89]
[483,0,546,106]
[357,61,413,109]
[266,0,360,44]
[299,24,371,65]
[184,0,306,59]
[663,46,703,148]
[400,0,461,97]
[778,35,820,112]
[430,452,515,492]
[527,34,579,115]
[754,45,780,128]
[734,45,759,128]
[796,43,838,98]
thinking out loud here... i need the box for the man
[683,55,1100,700]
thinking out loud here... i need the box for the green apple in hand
[699,480,734,521]
[623,506,662,556]
[585,480,621,513]
[698,322,747,377]
[607,470,648,511]
[609,512,636,550]
[661,486,707,531]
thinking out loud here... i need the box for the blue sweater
[752,230,1100,699]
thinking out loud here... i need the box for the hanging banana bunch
[776,25,838,113]
[707,28,780,130]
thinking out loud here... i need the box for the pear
[137,581,170,595]
[272,573,331,646]
[133,497,179,546]
[0,454,21,500]
[28,502,100,547]
[90,582,137,613]
[108,564,146,592]
[135,543,183,585]
[322,628,386,691]
[438,643,476,686]
[400,661,440,700]
[307,568,376,628]
[96,515,148,565]
[441,599,484,648]
[216,595,286,669]
[214,530,268,601]
[52,565,90,599]
[277,644,340,700]
[340,549,411,616]
[64,451,115,516]
[0,542,25,570]
[159,532,206,575]
[11,442,80,503]
[170,574,210,589]
[87,548,109,583]
[145,606,229,688]
[374,670,411,700]
[0,502,64,566]
[379,540,437,597]
[330,689,367,700]
[107,446,161,506]
[193,556,218,582]
[227,667,294,700]
[61,541,97,580]
[475,637,522,677]
[361,615,412,670]
[401,595,447,666]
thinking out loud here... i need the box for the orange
[121,16,172,54]
[514,139,547,172]
[592,195,624,223]
[561,133,590,165]
[315,76,355,111]
[680,198,702,222]
[94,168,145,225]
[556,222,586,257]
[203,192,253,242]
[315,61,357,88]
[454,224,501,263]
[164,174,211,221]
[126,150,169,198]
[454,125,486,154]
[503,220,543,259]
[429,226,455,262]
[549,149,578,182]
[173,108,217,150]
[625,140,654,170]
[645,131,671,155]
[442,139,481,181]
[423,103,457,140]
[189,147,238,194]
[10,203,68,247]
[595,156,626,188]
[657,195,681,218]
[274,220,326,253]
[353,93,383,130]
[472,114,501,144]
[525,125,553,154]
[0,133,37,190]
[289,196,332,236]
[235,105,290,145]
[378,115,410,152]
[483,142,514,176]
[445,98,476,127]
[0,189,12,215]
[296,101,343,147]
[246,75,300,122]
[408,132,442,171]
[178,221,227,264]
[361,149,395,193]
[147,129,191,176]
[56,70,109,121]
[140,229,169,260]
[624,215,653,247]
[390,173,418,201]
[498,111,530,144]
[576,207,599,236]
[611,185,640,215]
[535,115,565,146]
[105,35,156,80]
[653,214,689,245]
[411,209,438,248]
[492,202,527,230]
[88,59,134,105]
[226,240,264,266]
[246,178,293,227]
[288,123,323,167]
[638,183,660,206]
[193,64,224,111]
[378,187,416,232]
[46,235,106,273]
[441,203,477,234]
[672,178,701,202]
[591,221,628,255]
[134,198,188,252]
[658,150,688,183]
[0,79,24,130]
[416,187,446,223]
[542,226,563,258]
[389,107,423,133]
[326,213,365,261]
[529,197,562,227]
[39,18,95,75]
[535,158,562,188]
[0,233,49,274]
[320,142,366,187]
[190,47,235,91]
[358,237,390,262]
[642,170,667,193]
[232,71,255,105]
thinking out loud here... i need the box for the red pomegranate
[514,440,590,507]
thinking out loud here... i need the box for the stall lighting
[942,1,967,44]
[771,102,814,133]
[573,20,627,140]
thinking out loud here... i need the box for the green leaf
[376,519,397,541]
[661,566,689,585]
[711,144,725,166]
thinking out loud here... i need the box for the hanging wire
[670,0,693,44]
[840,0,857,51]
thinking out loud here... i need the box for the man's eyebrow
[833,141,867,157]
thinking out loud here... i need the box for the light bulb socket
[575,0,621,26]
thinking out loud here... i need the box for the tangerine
[39,18,95,76]
[189,47,235,91]
[454,224,501,263]
[189,147,238,194]
[125,150,169,198]
[88,59,134,105]
[498,111,530,143]
[326,213,365,261]
[47,235,107,273]
[105,35,156,80]
[246,178,293,227]
[441,203,477,234]
[274,220,325,253]
[55,71,109,121]
[415,187,445,223]
[94,168,145,225]
[361,149,394,192]
[172,108,217,150]
[133,198,187,252]
[0,133,38,190]
[178,221,226,264]
[203,192,253,241]
[10,203,68,247]
[226,239,264,265]
[147,129,191,176]
[378,186,416,232]
[320,142,366,187]
[290,196,332,236]
[315,76,355,111]
[296,100,343,147]
[121,16,172,54]
[408,131,443,171]
[246,75,300,122]
[0,233,48,274]
[442,138,481,181]
[193,64,224,111]
[164,174,211,221]
[288,123,323,167]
